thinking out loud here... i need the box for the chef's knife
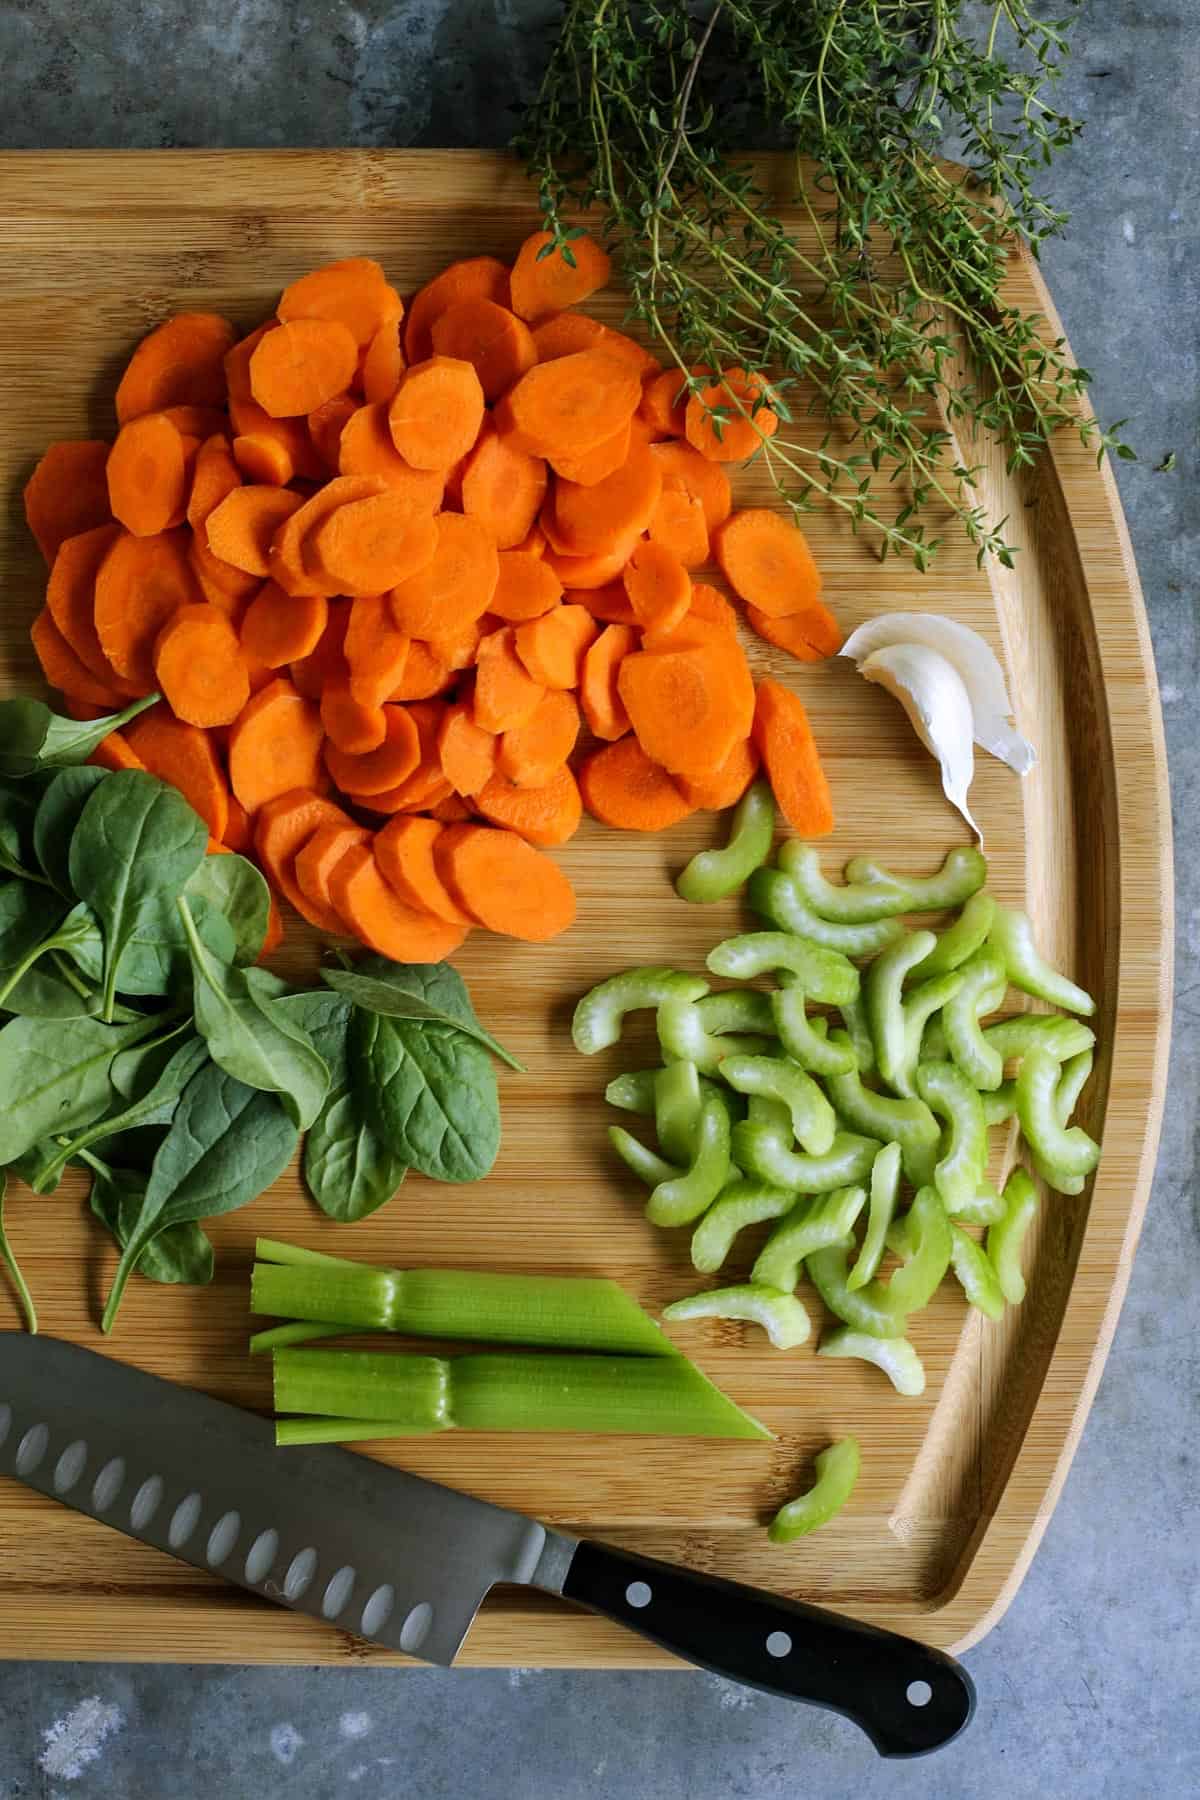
[0,1334,972,1755]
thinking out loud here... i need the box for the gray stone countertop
[1,4,1196,1797]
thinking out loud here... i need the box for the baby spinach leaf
[70,772,210,1018]
[354,1009,500,1184]
[29,1035,208,1193]
[32,766,107,894]
[0,1009,160,1165]
[0,694,158,779]
[0,882,67,973]
[185,851,272,966]
[303,1084,408,1222]
[85,1157,214,1289]
[322,956,525,1070]
[0,776,56,882]
[67,891,236,1000]
[275,989,352,1080]
[8,1139,67,1195]
[102,1061,297,1330]
[179,899,329,1129]
[0,1171,37,1333]
[0,962,101,1017]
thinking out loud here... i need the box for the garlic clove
[859,644,981,841]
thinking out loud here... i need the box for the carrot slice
[24,441,112,565]
[249,318,359,418]
[228,676,327,815]
[321,680,388,755]
[240,584,328,669]
[45,523,136,694]
[569,580,637,627]
[291,600,350,701]
[639,370,690,438]
[338,401,446,507]
[622,540,692,633]
[579,737,695,832]
[649,441,733,531]
[648,478,709,567]
[513,522,548,559]
[548,418,632,487]
[509,230,612,322]
[430,793,474,823]
[619,643,754,778]
[473,626,546,732]
[715,508,826,622]
[513,604,599,691]
[375,816,474,927]
[580,622,635,740]
[434,823,575,942]
[105,413,188,538]
[752,678,834,836]
[89,731,145,774]
[232,433,294,488]
[258,888,286,957]
[308,492,438,596]
[124,710,231,840]
[437,700,498,796]
[31,607,128,711]
[541,532,640,591]
[497,688,580,788]
[459,423,548,550]
[254,789,352,933]
[222,794,253,853]
[388,640,453,702]
[156,405,227,440]
[675,736,762,809]
[431,299,537,403]
[278,257,402,349]
[551,441,663,557]
[226,324,327,483]
[325,704,421,797]
[405,256,511,365]
[115,312,236,423]
[307,394,358,470]
[186,434,241,533]
[533,313,659,378]
[746,602,843,661]
[358,313,403,402]
[685,368,779,463]
[496,350,641,461]
[154,604,250,728]
[268,474,389,597]
[205,486,305,577]
[343,593,411,709]
[94,527,199,690]
[387,513,499,636]
[688,582,739,635]
[295,821,372,928]
[330,843,469,961]
[476,763,582,848]
[363,700,452,815]
[188,535,261,612]
[489,551,562,623]
[388,356,485,472]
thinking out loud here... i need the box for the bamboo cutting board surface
[0,151,1172,1664]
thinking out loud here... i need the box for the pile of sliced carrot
[23,238,841,962]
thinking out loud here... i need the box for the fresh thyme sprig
[516,0,1133,568]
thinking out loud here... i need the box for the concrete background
[1,3,1197,1796]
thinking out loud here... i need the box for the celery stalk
[249,1321,348,1356]
[274,1350,450,1428]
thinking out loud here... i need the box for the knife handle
[560,1539,974,1756]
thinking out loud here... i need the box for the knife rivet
[906,1680,933,1708]
[207,1510,242,1567]
[321,1565,357,1621]
[244,1529,279,1585]
[91,1457,125,1512]
[53,1440,88,1496]
[283,1547,318,1602]
[360,1584,395,1637]
[15,1423,49,1477]
[625,1581,652,1610]
[765,1631,792,1659]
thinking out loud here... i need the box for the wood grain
[0,151,1172,1663]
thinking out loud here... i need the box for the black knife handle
[561,1539,974,1756]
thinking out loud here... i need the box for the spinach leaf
[275,989,352,1079]
[0,1171,37,1333]
[84,1156,213,1289]
[304,1084,408,1222]
[0,776,56,882]
[354,1009,500,1183]
[185,851,271,966]
[1,952,102,1019]
[0,899,95,1017]
[110,1020,193,1099]
[8,1139,67,1194]
[29,1035,208,1193]
[0,694,158,779]
[244,966,291,1002]
[102,1061,297,1329]
[67,890,236,999]
[179,899,329,1129]
[32,766,107,893]
[323,956,525,1070]
[0,882,68,974]
[69,771,210,1017]
[0,1009,161,1165]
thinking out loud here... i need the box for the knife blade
[0,1334,973,1755]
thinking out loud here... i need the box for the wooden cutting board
[0,151,1172,1664]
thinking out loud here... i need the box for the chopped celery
[771,982,857,1076]
[988,907,1095,1016]
[574,968,709,1055]
[645,1092,730,1226]
[655,1059,703,1164]
[915,1060,988,1213]
[948,1226,1006,1320]
[250,1321,348,1356]
[883,1187,953,1313]
[847,1142,902,1290]
[663,1283,812,1349]
[609,1125,680,1188]
[605,1070,658,1115]
[843,846,987,912]
[751,1186,867,1291]
[941,947,1008,1089]
[864,929,938,1096]
[732,1124,880,1194]
[705,931,859,1005]
[720,1053,836,1156]
[690,1178,798,1274]
[748,864,904,957]
[987,1167,1038,1303]
[909,891,997,980]
[817,1327,926,1396]
[823,1043,939,1187]
[768,1437,860,1542]
[676,779,775,903]
[1015,1047,1101,1184]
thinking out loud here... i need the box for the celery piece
[609,1125,680,1188]
[748,865,904,958]
[656,994,767,1074]
[751,1186,868,1291]
[982,1015,1095,1064]
[1056,1050,1094,1128]
[676,779,775,903]
[573,968,709,1055]
[690,1179,800,1274]
[1015,1047,1101,1183]
[777,841,916,922]
[823,1043,939,1187]
[646,1093,731,1226]
[705,931,859,1005]
[987,1168,1039,1304]
[733,1125,880,1194]
[771,982,857,1077]
[908,891,998,981]
[915,1060,988,1213]
[817,1327,926,1396]
[806,1244,908,1339]
[655,1059,703,1164]
[720,1053,836,1156]
[250,1322,348,1356]
[981,1081,1017,1128]
[883,1187,953,1313]
[838,993,876,1074]
[769,1438,861,1542]
[273,1349,448,1427]
[847,1142,902,1291]
[947,1179,1007,1226]
[843,846,988,912]
[663,1282,812,1349]
[988,907,1095,1017]
[865,929,938,1096]
[694,990,778,1037]
[605,1070,658,1115]
[941,947,1008,1090]
[948,1226,1006,1320]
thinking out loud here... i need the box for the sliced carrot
[638,370,690,438]
[513,604,599,691]
[459,422,548,550]
[295,821,372,927]
[123,710,231,840]
[495,350,641,461]
[431,299,537,403]
[105,413,188,538]
[278,257,402,349]
[489,550,562,623]
[434,823,575,942]
[497,688,580,788]
[254,789,352,933]
[509,230,611,323]
[31,607,128,711]
[227,326,327,483]
[222,794,253,853]
[153,604,250,728]
[580,622,635,740]
[649,441,732,530]
[187,434,241,533]
[343,593,410,709]
[205,486,305,577]
[622,539,692,633]
[541,531,640,591]
[307,394,358,470]
[476,759,582,849]
[685,368,778,463]
[675,736,762,809]
[688,582,739,635]
[375,816,474,927]
[473,626,546,732]
[228,676,328,815]
[338,402,446,507]
[23,441,112,565]
[94,527,200,690]
[268,474,389,597]
[619,642,754,778]
[89,730,145,774]
[309,492,439,596]
[548,418,632,487]
[188,534,261,611]
[513,522,547,559]
[552,440,663,556]
[320,679,388,755]
[240,583,328,669]
[423,620,479,677]
[363,700,452,814]
[232,433,295,488]
[45,523,136,694]
[569,580,637,627]
[533,313,658,378]
[405,256,511,365]
[249,318,359,418]
[291,600,350,700]
[578,737,695,832]
[259,889,285,957]
[648,478,709,567]
[437,699,498,796]
[115,312,236,423]
[157,405,227,440]
[715,508,826,621]
[388,356,485,472]
[752,678,834,836]
[388,512,499,637]
[325,704,421,796]
[430,793,474,823]
[330,843,469,961]
[746,602,843,661]
[361,315,406,405]
[388,640,453,702]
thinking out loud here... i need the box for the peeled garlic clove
[841,612,1036,776]
[859,644,981,841]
